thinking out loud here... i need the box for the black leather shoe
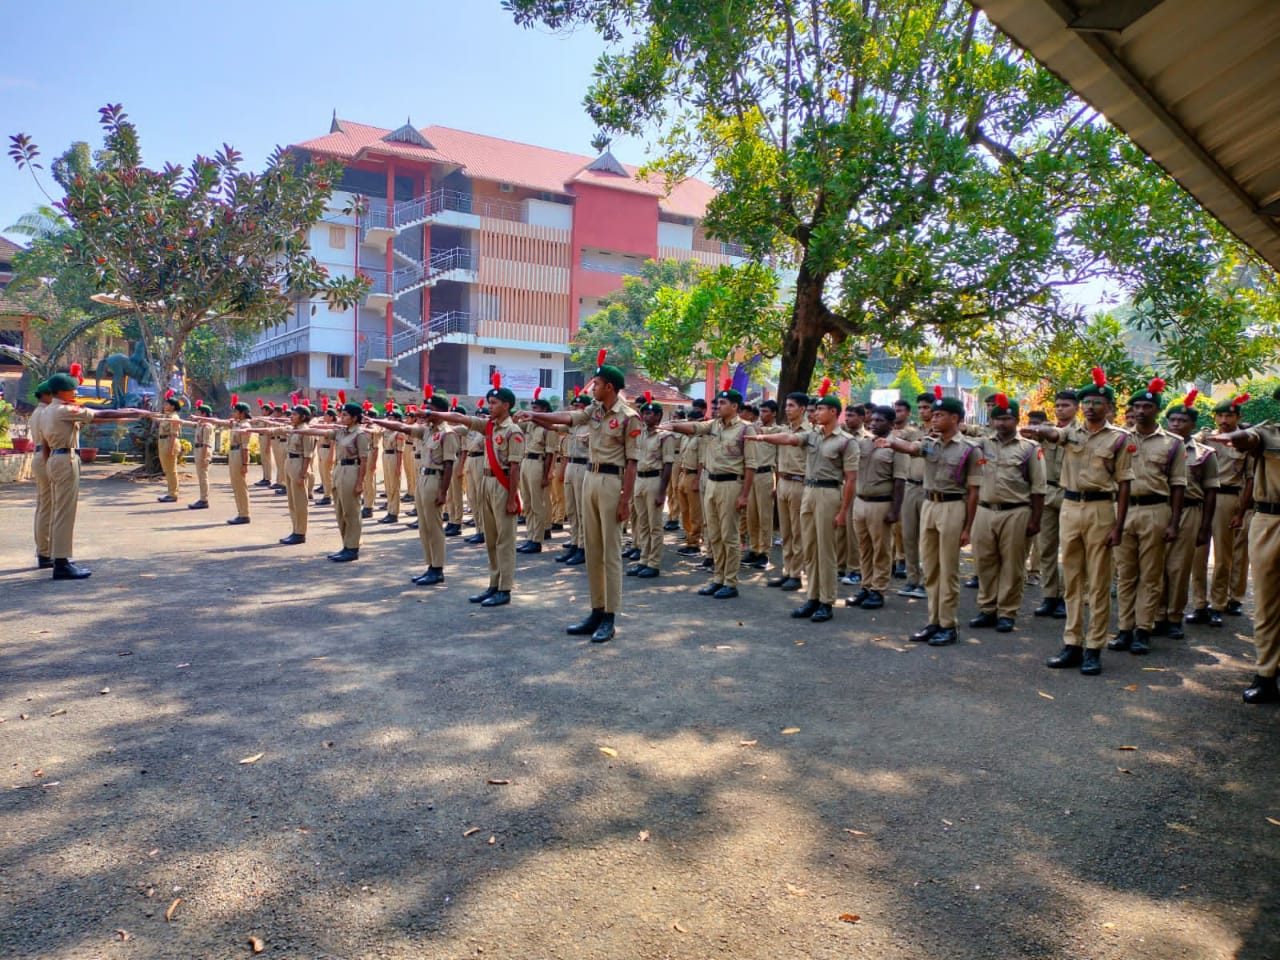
[622,547,641,560]
[745,553,769,569]
[963,575,979,589]
[481,590,511,607]
[1226,600,1244,616]
[567,609,604,635]
[278,533,306,545]
[272,483,286,491]
[316,497,332,506]
[361,507,373,519]
[444,523,461,536]
[377,515,398,524]
[52,559,91,580]
[555,545,576,562]
[187,500,209,510]
[910,624,941,643]
[564,547,586,565]
[1129,629,1150,655]
[860,590,884,610]
[663,520,680,531]
[157,494,177,503]
[846,588,871,608]
[779,577,802,591]
[700,557,714,569]
[995,617,1015,633]
[329,548,358,562]
[1080,649,1102,675]
[469,586,498,604]
[226,515,251,525]
[1033,598,1059,617]
[407,522,419,530]
[591,614,616,643]
[37,556,53,569]
[810,603,833,623]
[1184,607,1210,624]
[969,612,998,629]
[1166,623,1185,640]
[791,599,821,618]
[1107,630,1134,651]
[464,533,486,545]
[766,576,788,587]
[1046,645,1083,669]
[1208,608,1224,627]
[414,568,444,586]
[1052,598,1067,619]
[1150,620,1169,637]
[893,561,907,579]
[626,564,645,576]
[516,541,542,554]
[676,545,701,556]
[1243,675,1280,704]
[712,586,739,599]
[404,509,417,518]
[274,488,287,496]
[254,479,271,487]
[698,581,725,597]
[928,627,958,646]
[636,566,660,579]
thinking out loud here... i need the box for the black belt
[1183,499,1203,509]
[1131,494,1169,507]
[288,453,304,458]
[414,454,422,459]
[780,472,805,483]
[1063,490,1113,502]
[707,473,740,482]
[684,468,699,475]
[1047,480,1060,487]
[806,479,840,489]
[754,466,772,474]
[320,445,331,450]
[926,491,965,503]
[637,469,661,478]
[194,443,208,448]
[230,445,242,450]
[525,453,542,460]
[570,457,590,465]
[1219,485,1242,496]
[905,478,923,486]
[34,445,43,452]
[590,463,621,475]
[1255,501,1280,516]
[857,494,894,502]
[421,467,441,476]
[980,501,1029,512]
[338,458,358,466]
[51,448,72,454]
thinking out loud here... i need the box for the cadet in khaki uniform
[967,395,1046,632]
[444,402,467,536]
[749,389,858,622]
[520,356,640,642]
[893,392,935,600]
[881,391,980,646]
[154,391,183,501]
[249,404,318,544]
[325,402,371,561]
[517,388,553,554]
[35,371,145,579]
[1033,391,1078,618]
[675,399,707,556]
[1160,396,1217,640]
[376,404,405,523]
[254,400,274,486]
[836,404,867,584]
[1207,390,1280,702]
[556,393,592,565]
[433,378,525,607]
[847,405,908,611]
[1190,394,1254,625]
[627,393,676,579]
[314,405,336,506]
[767,392,811,592]
[188,401,215,509]
[1108,379,1186,656]
[461,409,489,544]
[223,399,254,524]
[360,403,380,518]
[270,406,289,494]
[742,402,777,568]
[1025,368,1133,675]
[664,382,759,599]
[29,383,54,568]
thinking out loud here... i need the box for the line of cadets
[24,359,1280,703]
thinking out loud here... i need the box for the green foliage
[1162,392,1216,427]
[889,361,926,403]
[1238,377,1280,426]
[238,375,299,394]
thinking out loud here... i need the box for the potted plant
[78,447,100,463]
[110,423,130,462]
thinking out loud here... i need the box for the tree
[8,104,368,414]
[506,0,1280,395]
[889,361,926,404]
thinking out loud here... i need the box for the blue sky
[1,0,646,240]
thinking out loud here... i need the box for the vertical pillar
[384,163,396,392]
[420,178,431,388]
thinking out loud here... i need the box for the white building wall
[657,221,694,250]
[467,345,562,402]
[524,198,573,230]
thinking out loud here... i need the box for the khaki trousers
[972,505,1031,619]
[1162,504,1201,621]
[1194,493,1248,609]
[362,450,377,508]
[47,452,81,559]
[416,471,446,568]
[332,464,362,550]
[271,439,286,487]
[667,476,681,524]
[32,452,52,558]
[447,459,464,523]
[564,462,586,547]
[382,451,401,516]
[259,440,273,483]
[195,452,210,502]
[853,497,895,593]
[745,472,774,555]
[901,482,925,584]
[1116,502,1171,631]
[519,457,547,542]
[1038,488,1064,598]
[921,499,967,628]
[479,474,517,590]
[159,447,180,498]
[583,470,625,611]
[285,457,309,536]
[678,471,703,549]
[465,455,484,519]
[802,485,842,603]
[549,471,566,525]
[228,449,251,518]
[836,499,861,574]
[705,478,744,587]
[1060,499,1116,650]
[777,477,805,579]
[632,475,664,571]
[1249,512,1279,678]
[317,447,333,499]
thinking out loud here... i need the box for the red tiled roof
[293,120,714,219]
[623,372,692,405]
[0,236,25,260]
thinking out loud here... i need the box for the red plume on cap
[934,385,944,400]
[320,395,329,411]
[1183,389,1198,408]
[423,384,433,400]
[257,397,264,407]
[1091,367,1107,387]
[993,392,1009,409]
[69,362,83,384]
[290,392,299,406]
[721,377,732,392]
[407,404,417,413]
[1148,377,1165,395]
[573,384,581,398]
[1233,393,1250,407]
[337,389,347,405]
[195,399,203,408]
[596,349,607,369]
[643,390,653,405]
[533,386,541,401]
[819,377,832,397]
[451,396,458,409]
[477,395,486,407]
[164,388,175,400]
[231,393,239,406]
[384,400,394,413]
[492,371,501,389]
[362,400,372,411]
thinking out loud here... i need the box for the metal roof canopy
[972,0,1280,273]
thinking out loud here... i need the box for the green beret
[1127,379,1165,406]
[426,395,449,412]
[933,396,965,416]
[34,380,51,396]
[486,386,516,407]
[1076,383,1114,401]
[531,398,552,412]
[1167,405,1198,423]
[572,393,591,406]
[47,372,78,393]
[916,391,936,404]
[163,394,183,410]
[716,388,743,406]
[989,398,1019,419]
[233,401,251,414]
[1213,394,1250,414]
[639,400,663,415]
[342,401,364,418]
[293,405,313,421]
[595,363,625,390]
[816,394,842,412]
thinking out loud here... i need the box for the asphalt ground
[2,465,1278,960]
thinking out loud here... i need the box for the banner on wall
[492,366,542,395]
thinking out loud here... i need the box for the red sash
[485,421,521,509]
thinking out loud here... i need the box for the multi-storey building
[233,117,743,401]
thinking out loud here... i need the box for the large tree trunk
[776,268,830,398]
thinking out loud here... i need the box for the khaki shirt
[754,423,781,468]
[39,397,96,449]
[461,414,526,471]
[1200,429,1253,490]
[801,427,860,482]
[1052,423,1134,493]
[1127,428,1187,497]
[156,412,181,442]
[688,415,760,476]
[895,423,927,483]
[776,422,809,478]
[522,421,549,457]
[567,398,641,468]
[381,430,404,454]
[977,435,1048,504]
[678,429,703,472]
[286,430,317,459]
[466,428,486,456]
[637,427,677,472]
[410,423,460,468]
[856,434,908,497]
[914,434,981,495]
[1181,437,1218,503]
[333,425,371,464]
[1245,423,1280,504]
[194,421,215,458]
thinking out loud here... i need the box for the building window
[328,226,347,249]
[327,354,350,379]
[539,352,553,359]
[482,347,497,355]
[539,368,553,389]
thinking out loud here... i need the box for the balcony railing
[580,255,646,276]
[359,189,527,244]
[358,311,477,367]
[693,237,748,258]
[363,247,476,298]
